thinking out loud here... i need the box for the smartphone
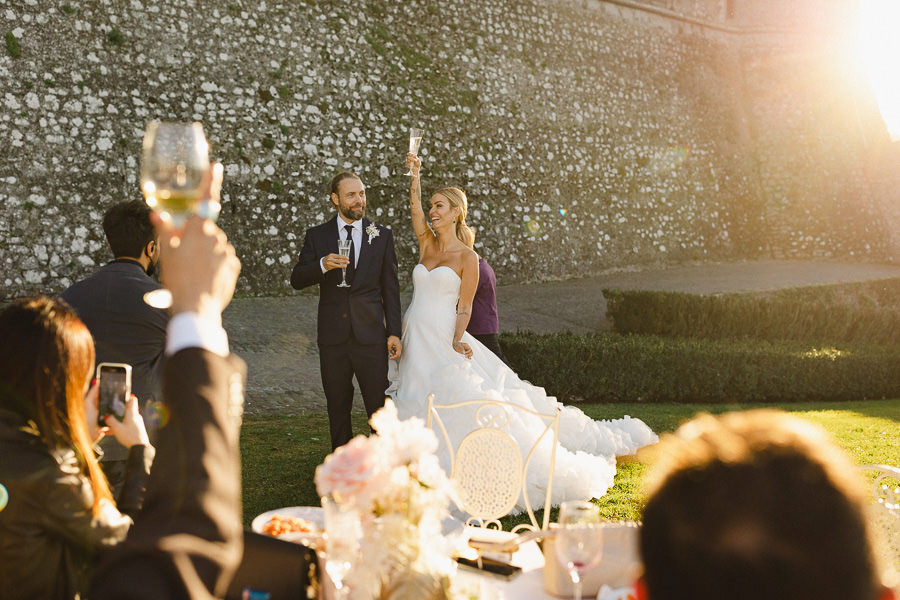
[455,556,522,580]
[96,362,131,427]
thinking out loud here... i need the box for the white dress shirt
[166,312,230,357]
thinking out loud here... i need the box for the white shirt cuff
[166,312,230,357]
[320,256,327,274]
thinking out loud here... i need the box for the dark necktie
[344,224,356,282]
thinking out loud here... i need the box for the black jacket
[60,260,169,459]
[290,216,402,345]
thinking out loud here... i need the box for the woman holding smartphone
[0,296,154,600]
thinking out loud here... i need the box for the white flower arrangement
[314,400,460,599]
[366,222,380,244]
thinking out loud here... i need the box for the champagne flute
[322,496,361,600]
[555,500,603,600]
[337,238,352,288]
[405,127,423,176]
[140,121,216,309]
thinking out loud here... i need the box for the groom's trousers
[318,337,388,450]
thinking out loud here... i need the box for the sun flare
[858,0,900,139]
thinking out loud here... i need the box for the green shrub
[500,331,900,404]
[106,27,124,46]
[605,279,900,346]
[5,31,21,58]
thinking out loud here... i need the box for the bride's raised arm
[406,153,431,255]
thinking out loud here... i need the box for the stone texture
[1,0,897,299]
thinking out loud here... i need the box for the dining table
[253,507,639,600]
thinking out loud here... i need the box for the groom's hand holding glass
[322,253,351,272]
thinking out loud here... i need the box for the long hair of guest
[0,296,113,516]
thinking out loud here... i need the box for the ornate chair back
[426,394,560,532]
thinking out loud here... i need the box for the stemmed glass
[337,238,352,288]
[140,121,218,308]
[405,127,423,176]
[555,500,604,600]
[322,496,361,600]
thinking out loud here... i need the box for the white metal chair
[426,394,560,533]
[859,464,900,587]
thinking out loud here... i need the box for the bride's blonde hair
[435,187,475,250]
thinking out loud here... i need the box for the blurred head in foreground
[637,409,894,600]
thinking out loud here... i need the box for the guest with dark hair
[637,409,895,600]
[60,199,168,498]
[0,296,153,599]
[90,211,249,600]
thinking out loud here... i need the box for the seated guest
[0,297,154,600]
[60,199,168,499]
[90,212,248,599]
[637,409,895,600]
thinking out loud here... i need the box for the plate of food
[252,506,325,548]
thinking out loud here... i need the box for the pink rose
[314,435,388,506]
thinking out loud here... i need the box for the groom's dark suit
[291,215,402,448]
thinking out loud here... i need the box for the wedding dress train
[386,263,657,511]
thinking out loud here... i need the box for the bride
[386,153,657,510]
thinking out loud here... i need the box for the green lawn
[240,400,900,527]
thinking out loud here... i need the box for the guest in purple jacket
[466,256,509,365]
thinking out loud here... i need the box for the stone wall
[1,0,896,299]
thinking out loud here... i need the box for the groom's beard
[340,204,365,222]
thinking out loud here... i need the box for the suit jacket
[290,216,402,346]
[90,348,247,600]
[60,260,169,459]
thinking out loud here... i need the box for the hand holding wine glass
[140,121,222,308]
[555,500,604,600]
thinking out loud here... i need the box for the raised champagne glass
[337,238,352,288]
[405,127,423,176]
[555,500,604,600]
[140,121,212,308]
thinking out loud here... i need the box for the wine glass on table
[405,127,423,176]
[140,121,219,308]
[322,496,361,600]
[555,500,603,600]
[337,238,352,288]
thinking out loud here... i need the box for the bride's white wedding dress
[386,263,658,510]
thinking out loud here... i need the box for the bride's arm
[452,251,480,359]
[407,153,431,254]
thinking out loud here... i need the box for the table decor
[314,400,459,599]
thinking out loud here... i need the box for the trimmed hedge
[605,279,900,346]
[500,331,900,404]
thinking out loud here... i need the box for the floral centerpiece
[314,400,460,599]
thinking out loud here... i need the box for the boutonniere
[366,223,380,244]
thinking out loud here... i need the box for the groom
[291,171,402,449]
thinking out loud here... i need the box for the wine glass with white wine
[140,121,216,308]
[555,500,604,600]
[405,127,423,176]
[337,238,352,288]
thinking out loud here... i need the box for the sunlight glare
[859,0,900,140]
